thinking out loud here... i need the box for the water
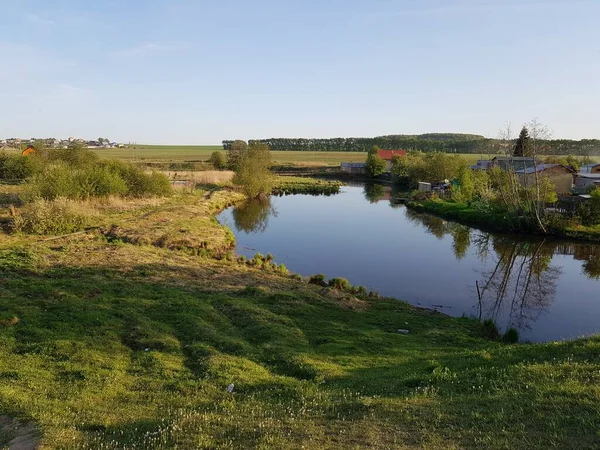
[218,185,600,342]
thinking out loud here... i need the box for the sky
[1,0,599,144]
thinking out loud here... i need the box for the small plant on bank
[308,274,327,286]
[12,198,96,235]
[502,327,520,344]
[328,277,352,290]
[481,319,501,341]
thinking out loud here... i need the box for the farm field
[92,145,485,166]
[92,146,372,166]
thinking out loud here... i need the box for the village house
[515,164,574,194]
[574,173,600,192]
[580,163,600,174]
[377,149,407,172]
[490,156,538,172]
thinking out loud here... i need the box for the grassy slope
[0,186,599,448]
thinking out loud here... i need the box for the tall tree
[513,127,531,157]
[227,140,248,171]
[233,142,272,198]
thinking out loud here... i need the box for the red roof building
[377,150,407,161]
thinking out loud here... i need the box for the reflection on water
[232,198,277,234]
[363,184,386,204]
[221,186,600,342]
[406,210,563,331]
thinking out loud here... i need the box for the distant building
[580,163,600,174]
[340,162,366,174]
[491,156,538,172]
[471,160,493,170]
[377,149,407,172]
[514,164,574,194]
[574,173,600,192]
[22,145,36,156]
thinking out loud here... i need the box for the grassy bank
[408,199,600,242]
[0,187,599,448]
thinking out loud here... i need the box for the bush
[12,198,95,235]
[308,274,327,286]
[46,145,99,167]
[209,151,227,170]
[580,188,600,226]
[26,161,173,200]
[0,155,43,180]
[481,319,501,341]
[328,277,352,290]
[502,327,520,344]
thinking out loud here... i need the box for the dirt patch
[0,416,40,450]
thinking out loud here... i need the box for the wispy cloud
[110,42,189,58]
[365,0,590,18]
[27,13,55,25]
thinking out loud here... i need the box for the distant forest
[223,134,600,155]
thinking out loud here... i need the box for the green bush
[481,319,501,341]
[12,198,95,235]
[26,161,172,200]
[308,274,327,286]
[502,327,520,344]
[46,146,100,167]
[328,277,352,290]
[0,155,43,180]
[209,151,227,170]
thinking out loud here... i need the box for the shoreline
[406,199,600,244]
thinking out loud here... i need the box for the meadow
[92,145,372,166]
[0,181,599,448]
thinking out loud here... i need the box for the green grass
[410,198,600,242]
[0,187,598,448]
[94,146,371,166]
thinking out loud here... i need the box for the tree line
[223,135,600,156]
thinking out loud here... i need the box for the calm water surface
[218,185,600,342]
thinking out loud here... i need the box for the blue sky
[1,0,598,144]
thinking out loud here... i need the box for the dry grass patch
[164,170,235,185]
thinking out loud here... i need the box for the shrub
[26,161,172,200]
[308,274,327,286]
[209,151,227,170]
[46,145,99,167]
[0,155,43,180]
[26,163,78,200]
[12,198,95,235]
[502,327,520,344]
[354,286,368,295]
[481,319,501,341]
[328,277,352,290]
[74,166,128,198]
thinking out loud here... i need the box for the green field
[0,184,599,448]
[92,145,370,166]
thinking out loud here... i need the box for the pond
[218,184,600,342]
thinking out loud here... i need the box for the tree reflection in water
[363,183,385,204]
[232,198,277,234]
[473,236,561,331]
[404,209,570,330]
